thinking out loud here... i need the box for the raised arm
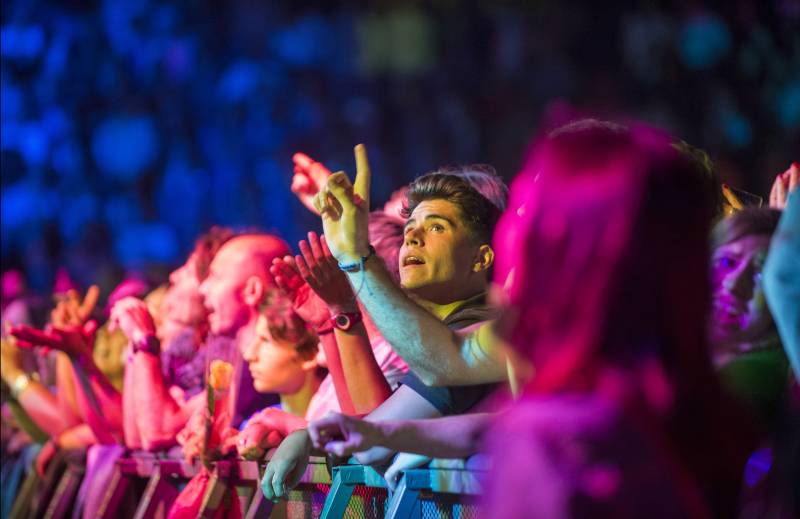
[11,322,123,444]
[291,231,391,412]
[764,164,800,378]
[1,337,71,437]
[316,145,507,386]
[110,297,191,450]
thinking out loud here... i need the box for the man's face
[241,314,308,394]
[710,234,773,349]
[161,253,207,334]
[198,245,252,337]
[399,199,482,302]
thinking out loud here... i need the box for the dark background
[2,0,799,295]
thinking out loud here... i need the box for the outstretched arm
[316,145,506,386]
[11,323,123,444]
[309,411,492,459]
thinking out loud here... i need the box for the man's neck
[280,371,321,418]
[414,291,485,321]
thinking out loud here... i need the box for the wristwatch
[330,312,363,332]
[133,335,161,355]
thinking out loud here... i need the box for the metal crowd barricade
[18,449,485,518]
[318,455,487,519]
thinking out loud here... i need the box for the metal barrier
[13,449,486,518]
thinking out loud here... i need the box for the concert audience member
[482,120,755,518]
[261,149,509,499]
[709,207,789,425]
[110,227,233,451]
[173,233,290,456]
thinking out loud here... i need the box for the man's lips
[402,255,426,267]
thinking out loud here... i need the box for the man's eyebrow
[424,214,458,227]
[404,214,458,231]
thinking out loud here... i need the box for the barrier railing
[10,449,487,518]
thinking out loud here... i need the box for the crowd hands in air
[2,121,799,517]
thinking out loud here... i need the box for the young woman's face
[710,234,773,348]
[241,315,309,394]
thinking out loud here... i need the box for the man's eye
[430,224,444,232]
[714,256,736,270]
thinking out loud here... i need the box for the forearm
[374,413,492,459]
[317,333,356,414]
[12,379,69,437]
[132,352,187,450]
[68,358,124,444]
[764,191,800,378]
[346,260,505,386]
[334,322,392,414]
[56,423,97,449]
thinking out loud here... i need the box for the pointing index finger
[353,144,370,210]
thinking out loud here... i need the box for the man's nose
[405,228,423,247]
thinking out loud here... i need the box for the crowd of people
[1,119,798,517]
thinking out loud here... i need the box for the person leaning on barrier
[261,147,513,500]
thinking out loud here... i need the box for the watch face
[334,314,351,330]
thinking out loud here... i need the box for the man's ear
[242,276,265,307]
[473,244,495,273]
[300,357,318,372]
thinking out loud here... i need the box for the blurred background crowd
[2,0,799,307]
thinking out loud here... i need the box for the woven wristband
[338,245,376,273]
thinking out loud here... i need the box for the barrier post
[320,465,365,519]
[385,469,430,519]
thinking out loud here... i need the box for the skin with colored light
[710,234,774,355]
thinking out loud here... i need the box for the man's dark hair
[711,208,781,250]
[401,166,505,243]
[193,226,235,281]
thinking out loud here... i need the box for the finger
[261,467,276,501]
[770,177,779,207]
[298,240,318,271]
[272,466,287,499]
[292,152,315,173]
[294,254,314,282]
[319,235,334,260]
[353,144,370,209]
[10,326,60,348]
[789,162,799,193]
[66,289,80,306]
[325,172,357,213]
[309,161,332,187]
[291,173,312,194]
[776,175,787,206]
[79,285,100,319]
[83,320,98,338]
[307,232,325,264]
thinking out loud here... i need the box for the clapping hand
[109,297,157,347]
